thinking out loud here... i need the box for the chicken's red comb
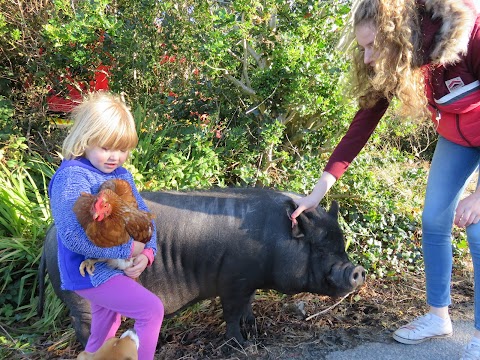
[93,193,107,221]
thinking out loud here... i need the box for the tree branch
[224,74,256,96]
[246,43,266,69]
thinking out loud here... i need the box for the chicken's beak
[92,197,106,222]
[93,211,105,222]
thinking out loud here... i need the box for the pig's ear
[286,204,306,239]
[292,221,305,238]
[328,201,339,219]
[291,211,313,239]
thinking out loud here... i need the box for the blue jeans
[422,136,480,329]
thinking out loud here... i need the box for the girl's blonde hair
[62,92,138,159]
[351,0,428,118]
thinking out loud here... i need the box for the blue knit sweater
[48,157,157,290]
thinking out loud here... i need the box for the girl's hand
[455,192,480,228]
[132,241,145,257]
[290,171,337,226]
[290,195,321,225]
[124,254,148,279]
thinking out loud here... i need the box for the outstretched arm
[290,99,389,223]
[290,171,336,224]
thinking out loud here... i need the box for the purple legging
[75,275,164,360]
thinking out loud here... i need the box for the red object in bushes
[47,64,110,113]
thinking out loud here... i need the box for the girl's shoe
[461,341,480,360]
[392,313,453,345]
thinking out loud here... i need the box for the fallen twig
[0,322,17,344]
[0,322,26,356]
[214,337,248,357]
[305,292,353,321]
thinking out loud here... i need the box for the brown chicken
[73,179,154,276]
[98,178,138,208]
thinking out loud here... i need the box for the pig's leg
[63,290,92,347]
[221,291,255,344]
[241,293,255,325]
[240,293,258,340]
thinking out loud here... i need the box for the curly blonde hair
[62,92,138,160]
[351,0,428,118]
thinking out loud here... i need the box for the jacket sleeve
[467,17,480,82]
[124,173,158,259]
[50,167,133,259]
[324,98,390,179]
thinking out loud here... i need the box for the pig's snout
[349,265,365,287]
[327,263,366,292]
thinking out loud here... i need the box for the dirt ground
[33,261,475,360]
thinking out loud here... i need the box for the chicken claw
[79,259,101,276]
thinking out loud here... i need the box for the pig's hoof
[220,335,250,355]
[242,313,256,326]
[224,333,246,348]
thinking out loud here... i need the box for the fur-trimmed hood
[423,0,478,65]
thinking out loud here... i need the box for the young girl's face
[84,145,129,173]
[355,21,378,66]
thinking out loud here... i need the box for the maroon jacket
[325,0,480,179]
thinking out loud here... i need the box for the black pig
[38,188,365,345]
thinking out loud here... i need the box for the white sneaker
[392,313,453,345]
[461,341,480,360]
